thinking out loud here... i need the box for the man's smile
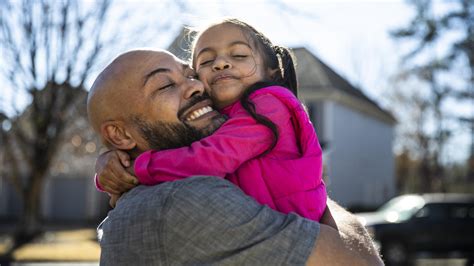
[179,96,220,123]
[186,105,214,121]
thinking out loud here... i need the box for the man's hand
[125,160,136,176]
[96,150,139,195]
[109,193,121,208]
[320,205,338,230]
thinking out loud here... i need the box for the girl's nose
[212,57,231,71]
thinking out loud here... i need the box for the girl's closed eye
[199,59,214,66]
[232,54,247,59]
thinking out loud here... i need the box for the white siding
[1,175,109,222]
[324,101,395,207]
[41,176,109,221]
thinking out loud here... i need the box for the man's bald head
[88,49,171,133]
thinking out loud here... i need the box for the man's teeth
[187,106,213,121]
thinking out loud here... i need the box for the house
[293,47,396,208]
[168,29,397,208]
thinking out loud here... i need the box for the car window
[378,195,425,221]
[449,204,474,219]
[414,204,447,220]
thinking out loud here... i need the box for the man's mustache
[177,92,212,120]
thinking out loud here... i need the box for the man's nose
[183,78,205,99]
[212,57,231,71]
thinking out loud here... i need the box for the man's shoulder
[100,176,320,265]
[116,176,230,209]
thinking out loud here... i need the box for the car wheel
[382,241,408,266]
[466,255,474,266]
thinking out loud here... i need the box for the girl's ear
[267,68,280,80]
[100,121,137,151]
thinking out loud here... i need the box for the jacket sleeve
[134,93,291,185]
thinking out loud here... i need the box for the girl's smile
[212,73,238,84]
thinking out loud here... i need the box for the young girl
[97,18,328,221]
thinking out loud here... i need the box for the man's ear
[100,121,137,151]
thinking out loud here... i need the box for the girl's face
[193,23,270,109]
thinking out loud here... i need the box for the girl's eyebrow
[195,41,251,58]
[228,41,251,49]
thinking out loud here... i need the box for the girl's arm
[135,92,291,185]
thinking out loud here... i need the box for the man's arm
[164,177,382,265]
[101,177,382,265]
[306,199,383,266]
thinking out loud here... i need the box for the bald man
[88,49,382,265]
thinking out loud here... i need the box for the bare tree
[0,0,185,246]
[390,0,473,189]
[0,0,117,241]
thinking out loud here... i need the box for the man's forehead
[116,50,181,71]
[141,52,190,85]
[142,52,189,73]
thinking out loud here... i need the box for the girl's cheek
[197,71,213,93]
[197,71,210,83]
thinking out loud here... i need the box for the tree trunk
[0,176,44,263]
[419,159,432,193]
[17,175,44,240]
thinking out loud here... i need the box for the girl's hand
[96,150,139,195]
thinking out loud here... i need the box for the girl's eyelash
[199,60,213,66]
[198,54,247,66]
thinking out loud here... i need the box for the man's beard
[132,117,206,151]
[132,94,227,151]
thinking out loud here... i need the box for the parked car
[356,193,474,265]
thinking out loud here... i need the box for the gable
[293,47,396,125]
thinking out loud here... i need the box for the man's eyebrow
[196,41,251,58]
[143,68,170,86]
